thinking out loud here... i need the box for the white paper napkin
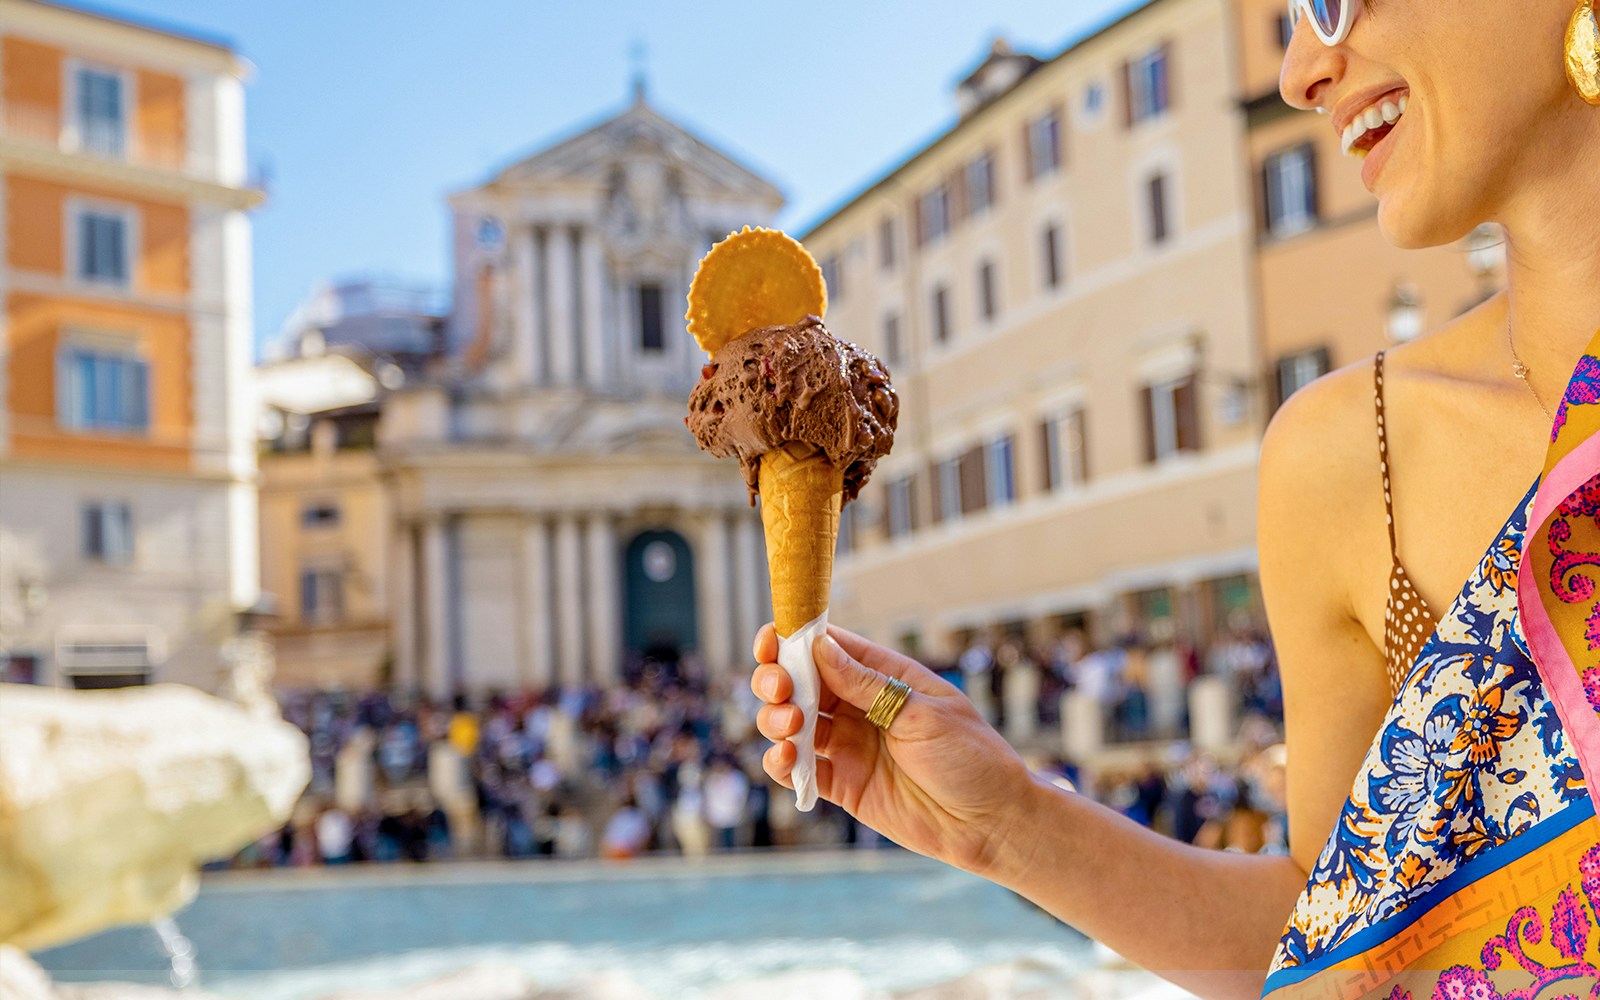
[775,609,827,811]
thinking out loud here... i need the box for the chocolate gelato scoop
[686,315,898,505]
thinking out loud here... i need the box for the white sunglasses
[1287,0,1354,46]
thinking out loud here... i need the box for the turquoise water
[33,850,1093,998]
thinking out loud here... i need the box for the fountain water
[150,918,197,990]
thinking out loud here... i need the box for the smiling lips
[1340,90,1409,158]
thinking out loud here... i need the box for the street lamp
[1466,223,1506,281]
[1386,282,1424,342]
[1465,223,1506,307]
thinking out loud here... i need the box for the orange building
[0,0,261,690]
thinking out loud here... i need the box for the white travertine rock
[0,683,310,951]
[0,945,57,1000]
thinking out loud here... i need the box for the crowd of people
[227,626,1284,870]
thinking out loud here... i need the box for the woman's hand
[751,623,1038,875]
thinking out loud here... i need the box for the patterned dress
[1261,345,1600,1000]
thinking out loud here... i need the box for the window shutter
[1053,103,1066,168]
[1270,358,1288,414]
[959,446,986,514]
[1121,59,1134,128]
[83,504,103,558]
[1257,162,1272,237]
[947,172,966,228]
[928,460,943,524]
[908,474,922,531]
[1076,408,1090,483]
[1021,119,1035,183]
[109,217,127,280]
[913,197,926,247]
[1313,345,1332,377]
[1305,142,1321,222]
[1139,384,1156,463]
[1175,375,1201,452]
[1039,419,1054,492]
[1160,41,1174,114]
[129,358,150,430]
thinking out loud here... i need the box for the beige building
[807,0,1266,661]
[1235,0,1503,406]
[254,281,444,690]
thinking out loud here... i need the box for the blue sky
[92,0,1148,353]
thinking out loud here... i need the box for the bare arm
[975,367,1391,997]
[974,774,1309,999]
[752,366,1391,1000]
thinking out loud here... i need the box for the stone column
[520,515,555,689]
[579,227,607,388]
[391,521,417,692]
[694,512,733,674]
[553,513,584,687]
[421,517,450,700]
[511,224,541,385]
[585,512,620,684]
[732,512,764,649]
[547,226,576,384]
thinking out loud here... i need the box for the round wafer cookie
[685,226,827,356]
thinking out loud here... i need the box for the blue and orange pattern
[1263,330,1600,1000]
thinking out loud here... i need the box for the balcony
[1,101,218,183]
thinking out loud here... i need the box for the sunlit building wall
[0,0,260,689]
[806,0,1266,661]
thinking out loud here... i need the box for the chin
[1374,193,1479,252]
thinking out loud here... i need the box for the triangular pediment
[493,101,781,205]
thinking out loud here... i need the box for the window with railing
[1124,44,1172,125]
[75,67,126,158]
[984,435,1016,507]
[888,476,914,539]
[82,501,134,564]
[1025,109,1062,180]
[300,567,346,624]
[59,344,149,432]
[917,184,951,246]
[1264,143,1318,237]
[966,152,996,217]
[74,207,133,286]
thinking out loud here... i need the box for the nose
[1278,11,1344,111]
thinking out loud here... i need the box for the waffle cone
[758,442,843,638]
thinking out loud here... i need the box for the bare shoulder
[1258,353,1385,573]
[1257,353,1397,873]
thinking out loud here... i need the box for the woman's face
[1279,1,1577,250]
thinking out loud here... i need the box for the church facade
[380,91,781,697]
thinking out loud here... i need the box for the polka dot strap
[1374,351,1399,562]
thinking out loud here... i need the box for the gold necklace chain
[1507,316,1555,423]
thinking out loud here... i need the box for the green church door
[623,530,698,657]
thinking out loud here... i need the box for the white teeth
[1341,92,1409,157]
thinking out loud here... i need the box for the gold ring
[865,677,912,730]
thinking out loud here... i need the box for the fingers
[811,631,899,713]
[826,624,949,694]
[756,701,803,741]
[752,622,777,664]
[762,739,835,800]
[750,663,792,704]
[751,625,856,718]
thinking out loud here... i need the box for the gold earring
[1568,0,1600,105]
